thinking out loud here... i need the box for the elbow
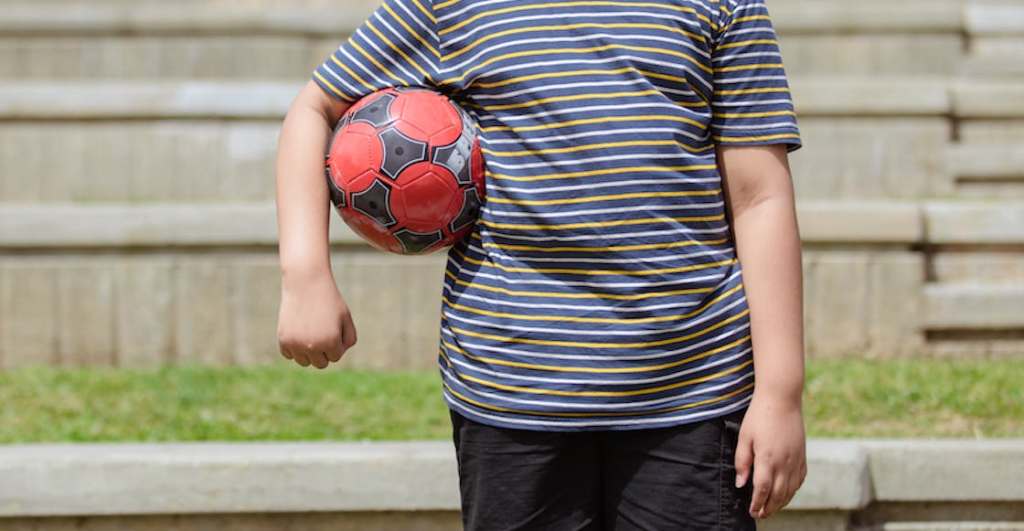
[727,177,796,221]
[298,80,351,126]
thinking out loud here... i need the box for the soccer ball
[325,87,486,255]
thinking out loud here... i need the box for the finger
[734,431,754,488]
[341,311,357,349]
[280,346,294,360]
[749,461,774,519]
[325,342,344,363]
[327,325,348,363]
[292,351,311,367]
[765,472,790,516]
[783,464,806,507]
[308,351,329,369]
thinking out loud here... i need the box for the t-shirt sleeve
[709,0,802,153]
[311,0,440,104]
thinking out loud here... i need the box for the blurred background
[0,0,1022,439]
[0,1,1022,530]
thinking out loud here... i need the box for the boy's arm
[717,143,807,519]
[275,80,358,369]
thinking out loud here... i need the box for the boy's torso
[433,1,755,431]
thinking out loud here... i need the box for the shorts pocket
[719,408,756,530]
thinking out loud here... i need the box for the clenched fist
[276,270,357,369]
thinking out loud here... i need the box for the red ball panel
[428,122,462,150]
[398,165,459,232]
[328,125,383,187]
[345,168,382,194]
[345,214,402,254]
[392,90,460,139]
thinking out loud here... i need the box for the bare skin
[717,143,808,520]
[275,80,356,370]
[275,80,807,517]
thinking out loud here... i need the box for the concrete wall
[0,0,1022,367]
[1,439,1022,531]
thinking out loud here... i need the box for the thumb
[735,429,753,488]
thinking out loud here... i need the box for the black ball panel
[394,228,444,254]
[378,127,428,181]
[351,178,396,227]
[351,92,397,128]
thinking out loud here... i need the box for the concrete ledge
[962,53,1024,78]
[0,439,871,517]
[0,1,964,36]
[771,0,963,33]
[880,525,1024,531]
[949,144,1024,180]
[0,79,957,120]
[0,439,1020,520]
[0,441,461,516]
[791,77,951,116]
[793,440,871,511]
[952,81,1024,118]
[0,203,362,247]
[925,201,1024,245]
[0,201,928,248]
[863,439,1024,502]
[0,2,380,36]
[965,1,1024,36]
[0,81,299,120]
[924,284,1024,330]
[797,200,923,244]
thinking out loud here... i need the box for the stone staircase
[0,0,1021,368]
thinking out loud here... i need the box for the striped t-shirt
[312,0,802,431]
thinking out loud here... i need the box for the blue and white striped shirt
[313,0,802,431]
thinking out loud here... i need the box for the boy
[276,0,807,528]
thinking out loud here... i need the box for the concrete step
[947,143,1024,197]
[3,439,1022,531]
[0,80,297,119]
[0,36,334,80]
[0,77,957,119]
[0,79,957,203]
[868,523,1024,531]
[0,201,925,249]
[0,201,927,365]
[949,144,1024,181]
[0,35,967,80]
[965,1,1024,38]
[924,284,1024,330]
[925,201,1024,245]
[962,53,1024,78]
[0,0,963,35]
[0,439,872,516]
[0,2,379,36]
[0,1,967,79]
[952,80,1024,118]
[0,117,951,203]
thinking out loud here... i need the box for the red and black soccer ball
[325,87,486,255]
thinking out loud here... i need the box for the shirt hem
[441,390,754,433]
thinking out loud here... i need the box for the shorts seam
[718,416,725,531]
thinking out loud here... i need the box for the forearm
[275,94,335,280]
[731,186,805,407]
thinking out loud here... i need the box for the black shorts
[449,408,756,531]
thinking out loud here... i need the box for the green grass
[0,365,452,443]
[805,358,1024,438]
[0,359,1021,443]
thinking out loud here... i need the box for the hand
[735,391,807,520]
[276,269,357,369]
